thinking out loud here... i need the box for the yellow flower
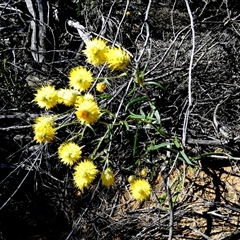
[105,47,130,71]
[130,179,151,201]
[83,93,95,101]
[68,66,93,92]
[96,82,107,93]
[58,142,82,166]
[82,38,108,66]
[74,93,95,107]
[35,115,54,126]
[73,159,98,190]
[101,168,114,187]
[34,125,55,143]
[57,88,77,106]
[75,98,100,125]
[33,116,55,143]
[34,85,58,109]
[140,169,148,178]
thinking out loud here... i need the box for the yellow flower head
[34,85,58,109]
[82,38,108,66]
[105,47,130,71]
[74,93,95,107]
[130,179,151,201]
[57,88,77,106]
[58,142,82,166]
[83,93,95,101]
[96,82,107,93]
[35,115,55,126]
[73,159,98,190]
[68,66,93,92]
[33,116,55,143]
[75,99,100,125]
[101,168,114,187]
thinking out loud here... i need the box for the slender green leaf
[122,121,129,131]
[98,94,113,99]
[135,158,141,166]
[129,111,145,120]
[156,128,170,137]
[180,150,193,165]
[139,108,146,118]
[125,96,148,112]
[154,110,161,125]
[127,81,137,96]
[147,142,171,152]
[143,81,166,91]
[173,137,181,149]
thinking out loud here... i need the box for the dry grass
[1,0,240,239]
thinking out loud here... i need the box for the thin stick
[182,0,195,146]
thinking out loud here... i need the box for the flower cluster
[31,38,155,199]
[58,142,114,190]
[82,38,130,71]
[57,88,77,106]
